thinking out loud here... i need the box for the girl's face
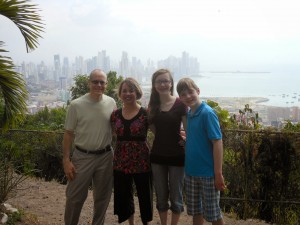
[120,82,137,104]
[154,73,172,95]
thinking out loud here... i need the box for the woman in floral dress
[110,77,153,225]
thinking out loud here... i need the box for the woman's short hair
[118,77,143,100]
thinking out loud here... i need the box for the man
[63,69,116,225]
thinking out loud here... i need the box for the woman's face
[154,73,172,95]
[120,82,137,104]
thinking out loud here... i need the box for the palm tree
[0,0,44,130]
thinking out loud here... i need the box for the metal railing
[1,129,300,224]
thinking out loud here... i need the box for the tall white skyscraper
[119,51,129,77]
[54,54,61,81]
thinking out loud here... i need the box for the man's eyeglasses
[91,80,107,85]
[155,80,171,85]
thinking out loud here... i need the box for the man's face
[88,71,107,97]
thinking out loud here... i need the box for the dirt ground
[5,177,271,225]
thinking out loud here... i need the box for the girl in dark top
[148,69,187,225]
[111,78,153,225]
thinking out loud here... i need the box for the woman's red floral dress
[111,107,150,174]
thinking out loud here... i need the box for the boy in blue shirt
[177,78,225,225]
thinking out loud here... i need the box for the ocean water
[190,72,300,107]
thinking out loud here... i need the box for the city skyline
[17,50,200,84]
[1,0,300,73]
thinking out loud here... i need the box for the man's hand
[63,159,76,181]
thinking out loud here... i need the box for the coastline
[202,96,269,107]
[202,96,300,108]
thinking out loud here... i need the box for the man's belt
[75,145,112,155]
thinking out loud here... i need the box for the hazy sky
[1,0,300,71]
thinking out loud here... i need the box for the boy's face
[179,87,200,108]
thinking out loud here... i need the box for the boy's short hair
[176,78,199,95]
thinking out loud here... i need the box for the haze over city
[1,0,300,72]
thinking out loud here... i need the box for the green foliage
[16,106,66,131]
[0,0,44,130]
[0,50,29,130]
[206,100,233,129]
[70,74,89,100]
[7,211,23,225]
[0,131,65,183]
[69,71,124,106]
[0,143,30,204]
[106,71,123,108]
[283,121,300,132]
[0,127,300,224]
[255,134,296,222]
[222,130,300,224]
[0,0,44,51]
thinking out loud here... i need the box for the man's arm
[212,139,226,191]
[63,130,76,181]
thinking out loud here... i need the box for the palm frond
[0,46,28,129]
[0,0,44,52]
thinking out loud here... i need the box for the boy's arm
[212,139,226,191]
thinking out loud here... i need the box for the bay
[191,72,300,107]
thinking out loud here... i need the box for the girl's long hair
[148,69,174,124]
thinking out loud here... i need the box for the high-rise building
[62,57,70,78]
[75,56,84,75]
[59,76,67,90]
[97,50,111,72]
[119,51,129,77]
[87,56,98,74]
[37,61,48,83]
[131,56,145,82]
[157,52,200,80]
[54,54,61,81]
[181,51,189,76]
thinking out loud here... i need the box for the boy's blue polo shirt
[185,101,222,177]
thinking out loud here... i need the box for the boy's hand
[179,130,186,147]
[215,174,226,191]
[180,130,186,141]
